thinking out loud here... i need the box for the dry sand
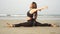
[0,20,60,34]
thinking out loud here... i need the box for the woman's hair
[31,2,37,9]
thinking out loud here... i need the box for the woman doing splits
[7,2,57,27]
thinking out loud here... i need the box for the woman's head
[30,2,37,9]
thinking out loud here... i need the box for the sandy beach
[0,0,60,34]
[0,20,60,34]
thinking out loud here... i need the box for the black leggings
[13,19,52,27]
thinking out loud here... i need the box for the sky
[0,0,60,15]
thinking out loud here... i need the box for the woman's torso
[27,10,37,20]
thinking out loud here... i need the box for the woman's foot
[51,24,59,27]
[6,23,13,28]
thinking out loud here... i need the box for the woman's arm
[37,6,48,11]
[29,6,48,14]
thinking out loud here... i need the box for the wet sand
[0,20,60,34]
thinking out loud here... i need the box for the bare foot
[6,23,13,28]
[51,24,58,27]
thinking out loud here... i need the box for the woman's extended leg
[14,22,33,27]
[7,21,34,27]
[35,21,57,27]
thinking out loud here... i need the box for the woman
[7,2,57,27]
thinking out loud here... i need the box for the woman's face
[30,4,36,9]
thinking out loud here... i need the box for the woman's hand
[38,6,48,11]
[41,6,48,10]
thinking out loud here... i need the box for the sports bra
[27,10,37,19]
[27,10,33,18]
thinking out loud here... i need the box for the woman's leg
[35,21,42,26]
[7,20,34,27]
[13,21,34,27]
[13,23,22,27]
[35,21,58,27]
[35,21,52,27]
[41,23,52,27]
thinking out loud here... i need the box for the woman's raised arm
[29,6,48,14]
[37,6,48,11]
